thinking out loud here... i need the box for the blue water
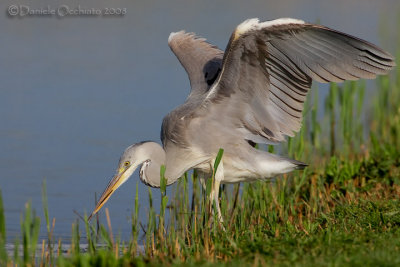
[0,0,398,243]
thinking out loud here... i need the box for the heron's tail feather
[255,151,308,177]
[274,154,308,171]
[287,158,308,170]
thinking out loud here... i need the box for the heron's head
[88,142,150,220]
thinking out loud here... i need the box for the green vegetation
[1,41,399,267]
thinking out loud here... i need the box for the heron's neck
[137,142,166,188]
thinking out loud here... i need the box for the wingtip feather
[168,30,185,44]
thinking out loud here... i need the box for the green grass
[1,35,400,267]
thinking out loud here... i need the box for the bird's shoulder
[160,99,205,148]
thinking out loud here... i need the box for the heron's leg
[212,160,224,224]
[198,172,207,192]
[213,178,224,223]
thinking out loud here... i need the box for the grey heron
[88,18,395,221]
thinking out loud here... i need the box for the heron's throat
[136,142,166,188]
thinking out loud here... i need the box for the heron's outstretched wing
[202,18,395,143]
[168,31,224,96]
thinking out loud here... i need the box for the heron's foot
[207,207,226,231]
[216,208,226,231]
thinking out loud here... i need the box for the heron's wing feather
[202,18,395,143]
[168,31,224,95]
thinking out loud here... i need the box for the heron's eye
[124,161,130,167]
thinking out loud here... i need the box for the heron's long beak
[88,165,133,220]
